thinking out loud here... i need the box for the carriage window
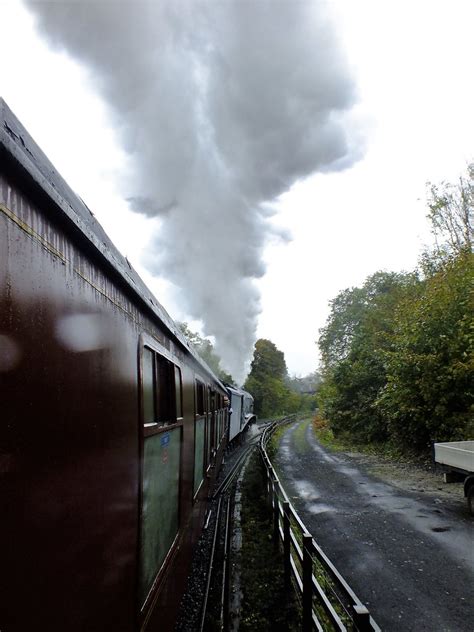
[193,418,205,496]
[196,381,205,416]
[143,348,156,425]
[194,380,206,495]
[175,366,182,418]
[142,348,181,427]
[156,355,174,425]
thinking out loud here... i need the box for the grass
[239,453,301,632]
[311,415,433,467]
[266,422,288,461]
[292,418,312,454]
[267,416,313,458]
[312,415,348,452]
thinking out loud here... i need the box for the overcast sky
[1,0,473,381]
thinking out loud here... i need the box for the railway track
[176,419,287,632]
[198,423,267,631]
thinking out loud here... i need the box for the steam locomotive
[0,99,254,631]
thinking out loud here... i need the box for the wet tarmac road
[274,420,474,632]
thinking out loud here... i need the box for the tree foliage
[244,339,316,417]
[319,272,418,369]
[318,272,418,443]
[317,164,474,454]
[378,252,474,449]
[286,371,321,395]
[244,339,289,417]
[427,162,473,258]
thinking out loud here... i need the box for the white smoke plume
[24,0,360,382]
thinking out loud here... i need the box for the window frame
[140,337,183,438]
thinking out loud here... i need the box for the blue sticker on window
[160,433,170,447]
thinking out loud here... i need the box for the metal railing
[259,419,381,632]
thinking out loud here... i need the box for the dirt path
[273,419,474,632]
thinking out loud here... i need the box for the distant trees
[244,339,317,417]
[244,339,291,417]
[317,164,473,453]
[287,371,321,395]
[179,326,319,418]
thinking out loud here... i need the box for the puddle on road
[293,479,320,502]
[278,444,292,461]
[337,465,360,478]
[431,526,451,533]
[307,502,335,515]
[310,439,340,464]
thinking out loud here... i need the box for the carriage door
[139,344,183,611]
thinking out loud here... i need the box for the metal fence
[259,419,381,632]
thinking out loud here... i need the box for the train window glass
[142,347,183,430]
[174,366,182,418]
[207,387,214,454]
[143,348,156,425]
[156,356,174,425]
[139,427,181,605]
[196,381,205,416]
[193,418,205,496]
[215,411,218,441]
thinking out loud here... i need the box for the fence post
[283,501,291,590]
[302,534,313,632]
[266,468,272,510]
[353,604,371,631]
[273,483,279,548]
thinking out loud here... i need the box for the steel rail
[201,426,263,631]
[199,495,223,632]
[219,497,232,630]
[200,418,289,631]
[212,429,264,499]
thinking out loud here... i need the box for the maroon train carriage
[0,98,230,631]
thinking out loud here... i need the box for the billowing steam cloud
[24,1,360,382]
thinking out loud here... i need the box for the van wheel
[467,485,474,517]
